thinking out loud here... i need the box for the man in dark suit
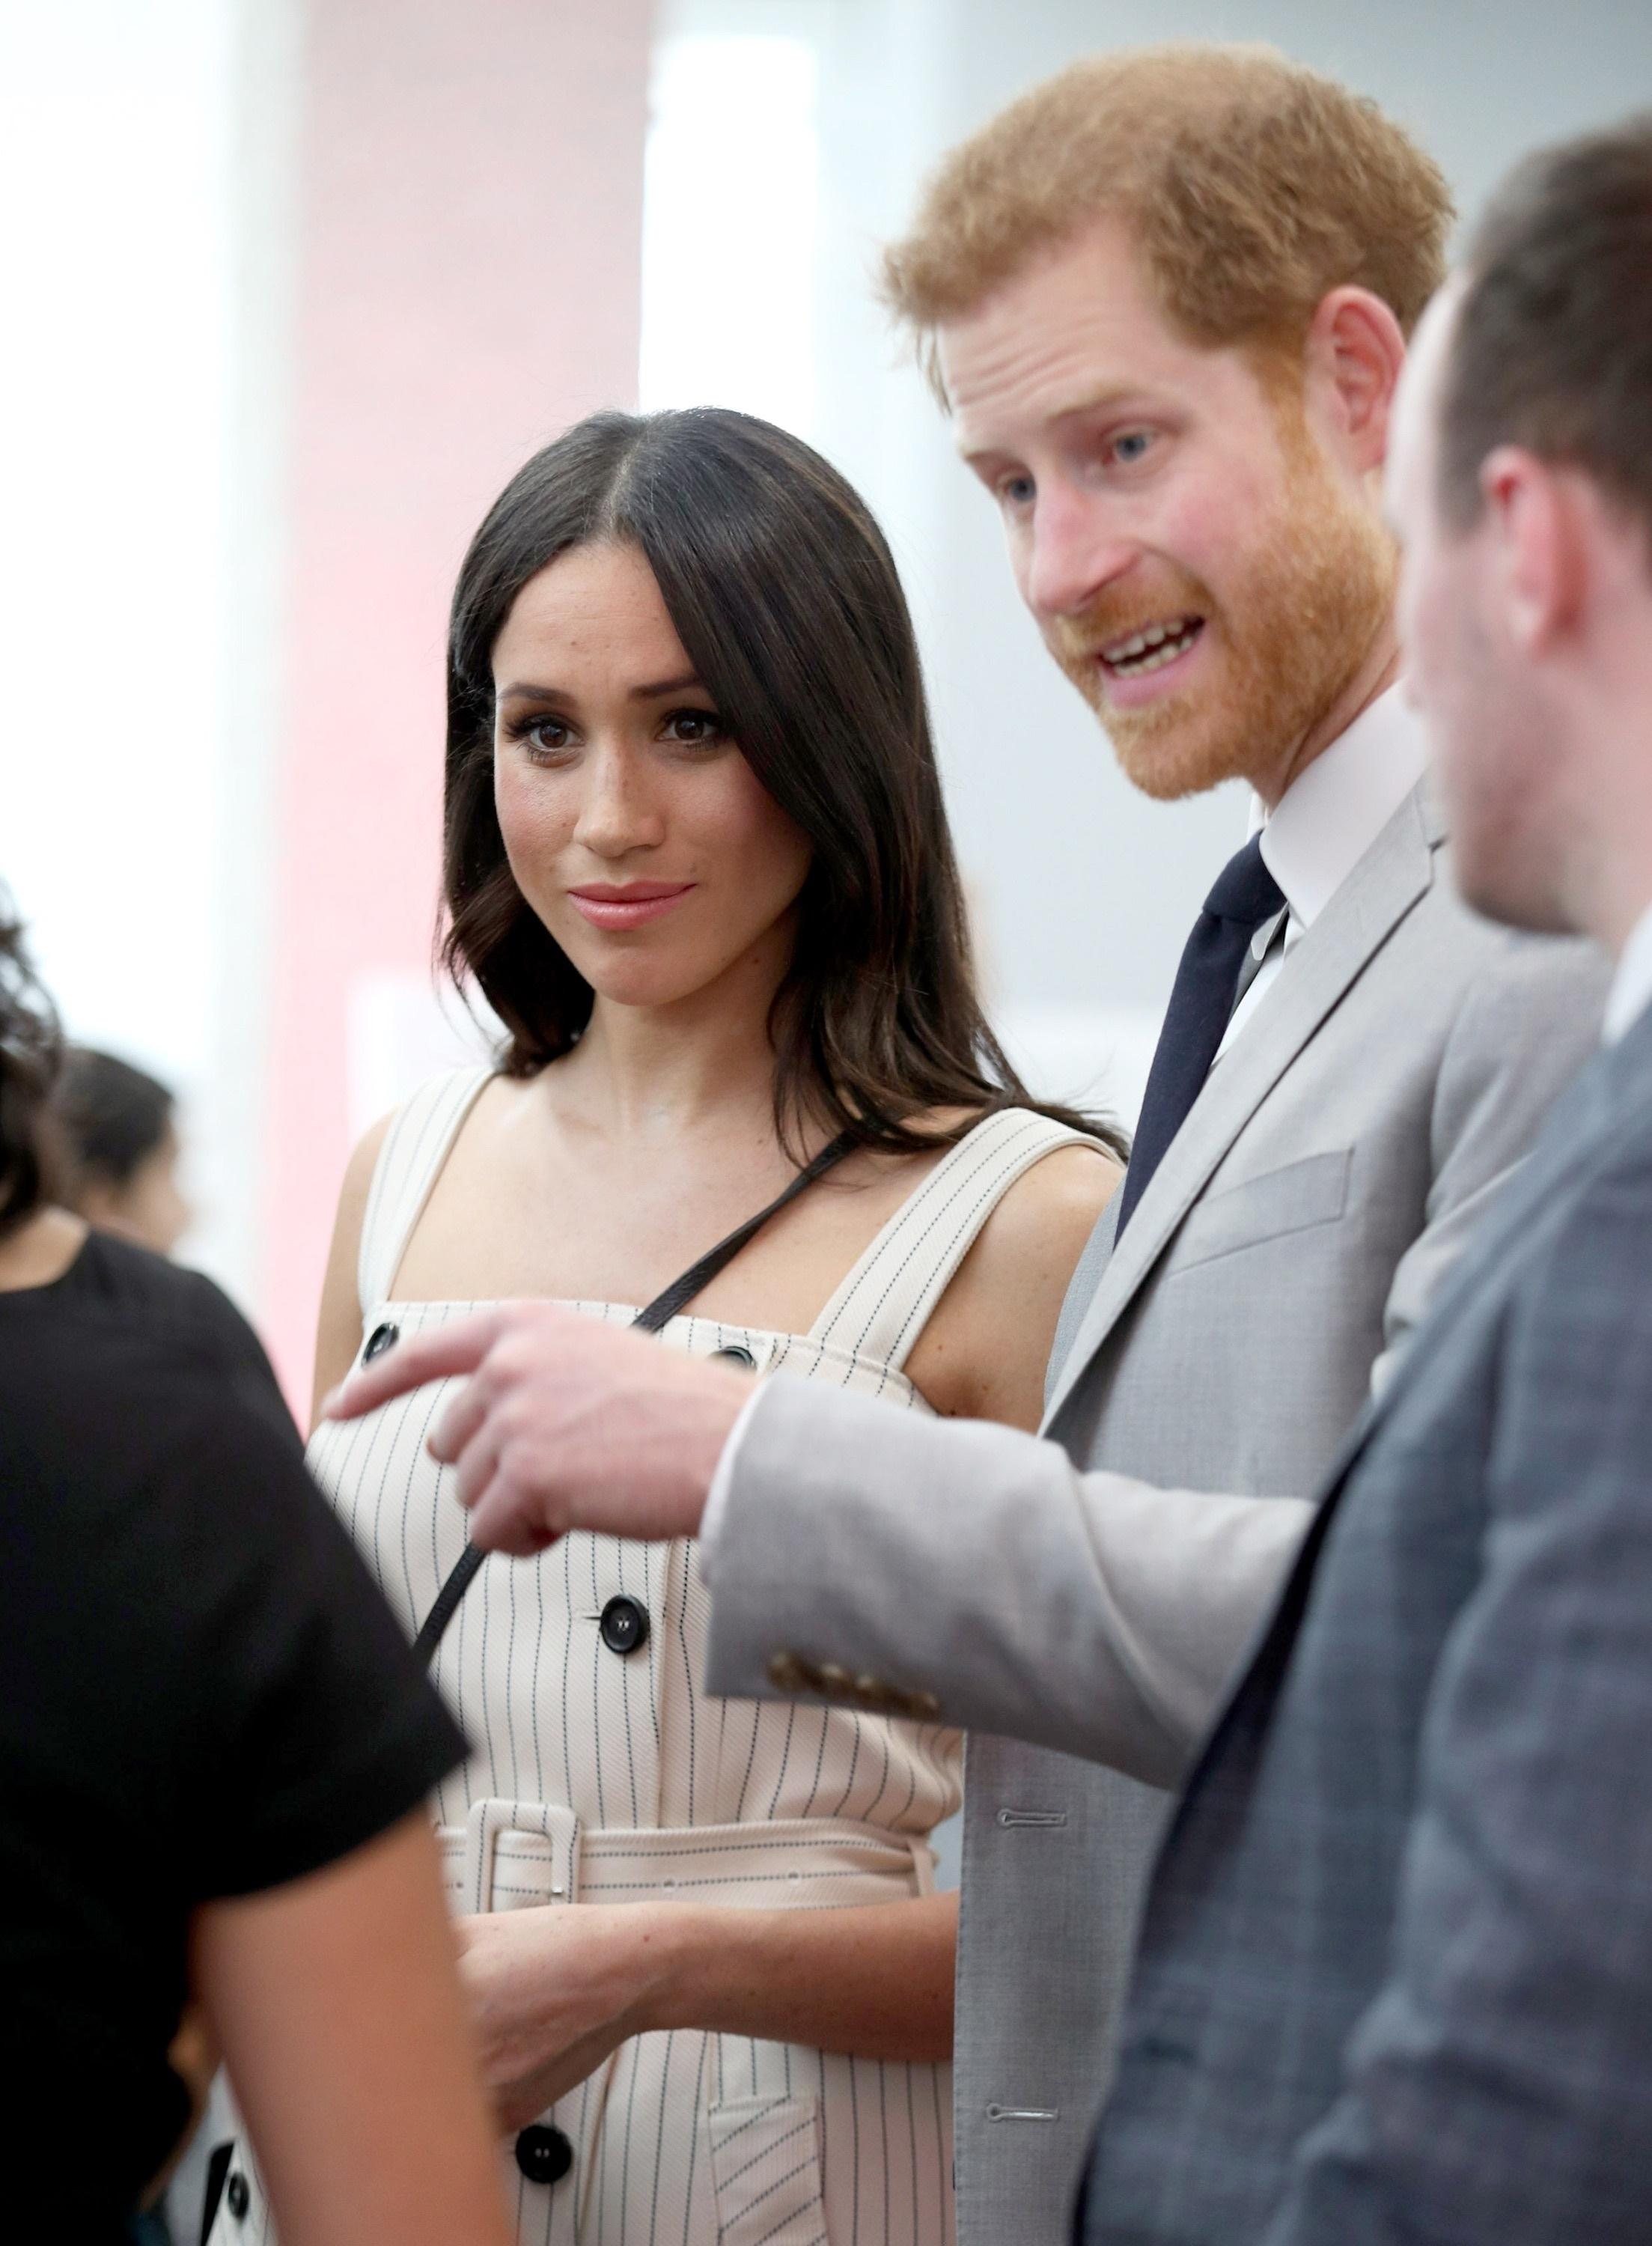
[1079,116,1652,2240]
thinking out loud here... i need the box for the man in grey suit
[331,52,1615,2245]
[1068,118,1652,2239]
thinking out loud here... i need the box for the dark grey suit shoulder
[1089,1009,1652,2243]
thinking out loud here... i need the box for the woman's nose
[571,750,667,857]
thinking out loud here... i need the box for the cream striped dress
[215,1069,1091,2246]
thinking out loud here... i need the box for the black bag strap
[410,1125,862,1669]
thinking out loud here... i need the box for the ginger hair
[882,44,1453,389]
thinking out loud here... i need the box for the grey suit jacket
[704,782,1608,2243]
[1084,1002,1652,2245]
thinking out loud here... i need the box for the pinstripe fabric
[216,1074,1090,2246]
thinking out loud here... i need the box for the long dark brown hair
[0,898,65,1239]
[443,407,1122,1159]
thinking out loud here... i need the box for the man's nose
[1022,490,1136,621]
[573,750,666,857]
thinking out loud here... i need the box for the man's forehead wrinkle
[945,295,1220,461]
[947,324,1150,457]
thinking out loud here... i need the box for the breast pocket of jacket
[708,2095,828,2246]
[1171,1147,1353,1274]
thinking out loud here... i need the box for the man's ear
[1481,446,1585,654]
[1302,287,1408,475]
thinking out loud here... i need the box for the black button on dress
[599,1594,650,1656]
[515,2123,574,2186]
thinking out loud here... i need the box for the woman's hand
[455,1905,681,2131]
[457,1892,957,2133]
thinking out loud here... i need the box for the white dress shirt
[702,682,1430,1572]
[1603,901,1652,1044]
[1219,683,1428,1056]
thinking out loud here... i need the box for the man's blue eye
[1113,432,1153,465]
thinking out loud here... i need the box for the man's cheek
[1407,588,1454,715]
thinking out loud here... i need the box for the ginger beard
[1046,416,1398,802]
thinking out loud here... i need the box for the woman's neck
[0,1206,88,1292]
[555,957,797,1148]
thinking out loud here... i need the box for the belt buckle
[460,1798,582,1914]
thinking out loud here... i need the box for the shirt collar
[1604,901,1652,1044]
[1249,684,1428,930]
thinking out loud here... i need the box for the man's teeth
[1103,619,1201,676]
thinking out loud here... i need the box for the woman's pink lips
[567,882,696,930]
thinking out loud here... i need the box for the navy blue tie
[1113,834,1286,1236]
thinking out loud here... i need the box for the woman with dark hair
[302,409,1122,2245]
[54,1046,192,1256]
[0,901,513,2246]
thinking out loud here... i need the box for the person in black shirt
[0,901,513,2245]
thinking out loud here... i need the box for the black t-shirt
[0,1232,466,2234]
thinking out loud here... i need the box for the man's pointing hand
[322,1304,752,1555]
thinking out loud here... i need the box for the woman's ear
[1302,286,1409,477]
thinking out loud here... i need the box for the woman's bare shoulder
[889,1105,1121,1270]
[311,1110,398,1429]
[904,1127,1121,1428]
[969,1134,1121,1282]
[341,1108,397,1216]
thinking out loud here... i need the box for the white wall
[0,0,295,1302]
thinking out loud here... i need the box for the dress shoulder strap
[807,1107,1104,1374]
[357,1065,496,1313]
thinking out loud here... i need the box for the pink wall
[263,0,654,1402]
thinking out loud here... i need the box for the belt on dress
[436,1801,937,1917]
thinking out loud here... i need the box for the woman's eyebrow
[496,681,572,705]
[495,672,704,704]
[627,670,704,701]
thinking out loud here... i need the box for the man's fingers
[469,1464,564,1558]
[430,1373,494,1468]
[322,1309,508,1420]
[452,1419,507,1512]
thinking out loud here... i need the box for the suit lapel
[1044,783,1440,1435]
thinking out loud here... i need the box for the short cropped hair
[1440,116,1652,538]
[882,43,1452,380]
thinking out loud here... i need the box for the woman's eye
[1109,430,1154,467]
[998,473,1036,509]
[522,717,572,755]
[662,708,725,746]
